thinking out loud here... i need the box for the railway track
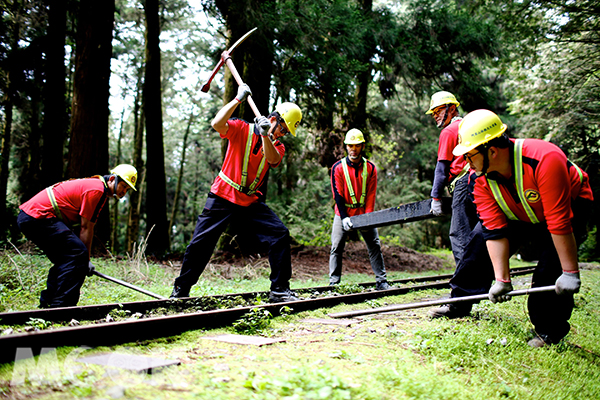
[0,267,534,364]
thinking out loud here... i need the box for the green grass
[1,248,599,399]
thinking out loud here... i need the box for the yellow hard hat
[110,164,138,191]
[275,102,302,137]
[425,91,460,114]
[452,109,507,156]
[344,128,365,144]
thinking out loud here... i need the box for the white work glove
[555,271,581,295]
[254,116,272,137]
[342,217,353,231]
[430,198,443,216]
[489,280,513,303]
[235,83,252,103]
[87,261,96,277]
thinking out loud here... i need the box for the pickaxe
[201,27,261,118]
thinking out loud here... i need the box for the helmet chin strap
[112,174,121,198]
[478,148,490,176]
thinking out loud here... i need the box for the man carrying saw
[170,84,302,303]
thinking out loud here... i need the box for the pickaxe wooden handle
[223,57,261,118]
[201,27,257,96]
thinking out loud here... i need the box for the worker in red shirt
[426,91,478,265]
[452,109,594,347]
[17,164,138,308]
[426,91,485,319]
[170,84,302,303]
[329,129,390,290]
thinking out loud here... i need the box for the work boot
[527,333,551,348]
[170,285,190,299]
[376,281,391,291]
[269,288,300,303]
[429,304,471,319]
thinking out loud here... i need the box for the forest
[0,0,598,260]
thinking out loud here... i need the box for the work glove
[488,280,513,303]
[342,217,353,231]
[430,198,443,216]
[88,261,96,277]
[235,83,252,103]
[254,116,272,137]
[555,270,581,295]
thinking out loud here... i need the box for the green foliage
[243,366,355,399]
[232,308,272,335]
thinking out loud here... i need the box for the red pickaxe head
[201,27,258,93]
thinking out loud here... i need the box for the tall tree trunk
[168,110,194,245]
[0,0,21,240]
[142,0,169,256]
[126,77,145,253]
[41,0,68,188]
[110,103,126,253]
[67,0,115,253]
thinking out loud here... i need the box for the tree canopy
[0,0,598,260]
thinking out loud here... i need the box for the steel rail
[0,267,535,364]
[0,266,534,326]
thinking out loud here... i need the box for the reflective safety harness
[218,124,266,196]
[449,163,469,194]
[46,176,108,223]
[488,139,584,224]
[341,157,367,209]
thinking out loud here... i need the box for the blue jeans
[17,211,89,308]
[174,193,292,291]
[329,215,387,284]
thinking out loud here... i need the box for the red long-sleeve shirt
[211,118,285,207]
[331,157,377,219]
[475,139,594,240]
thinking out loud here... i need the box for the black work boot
[170,285,190,299]
[376,281,392,291]
[269,288,300,303]
[429,303,472,319]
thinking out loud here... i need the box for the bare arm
[551,232,578,272]
[79,216,95,258]
[211,99,241,135]
[262,131,281,165]
[486,238,511,281]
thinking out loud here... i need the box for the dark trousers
[174,193,292,291]
[17,211,89,308]
[449,198,592,342]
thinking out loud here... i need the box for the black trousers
[174,193,292,292]
[449,198,592,343]
[17,211,89,308]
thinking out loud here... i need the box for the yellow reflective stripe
[46,186,64,222]
[449,163,469,193]
[571,162,583,184]
[514,140,539,224]
[218,124,264,196]
[341,157,367,208]
[488,179,518,220]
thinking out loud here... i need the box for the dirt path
[210,241,452,281]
